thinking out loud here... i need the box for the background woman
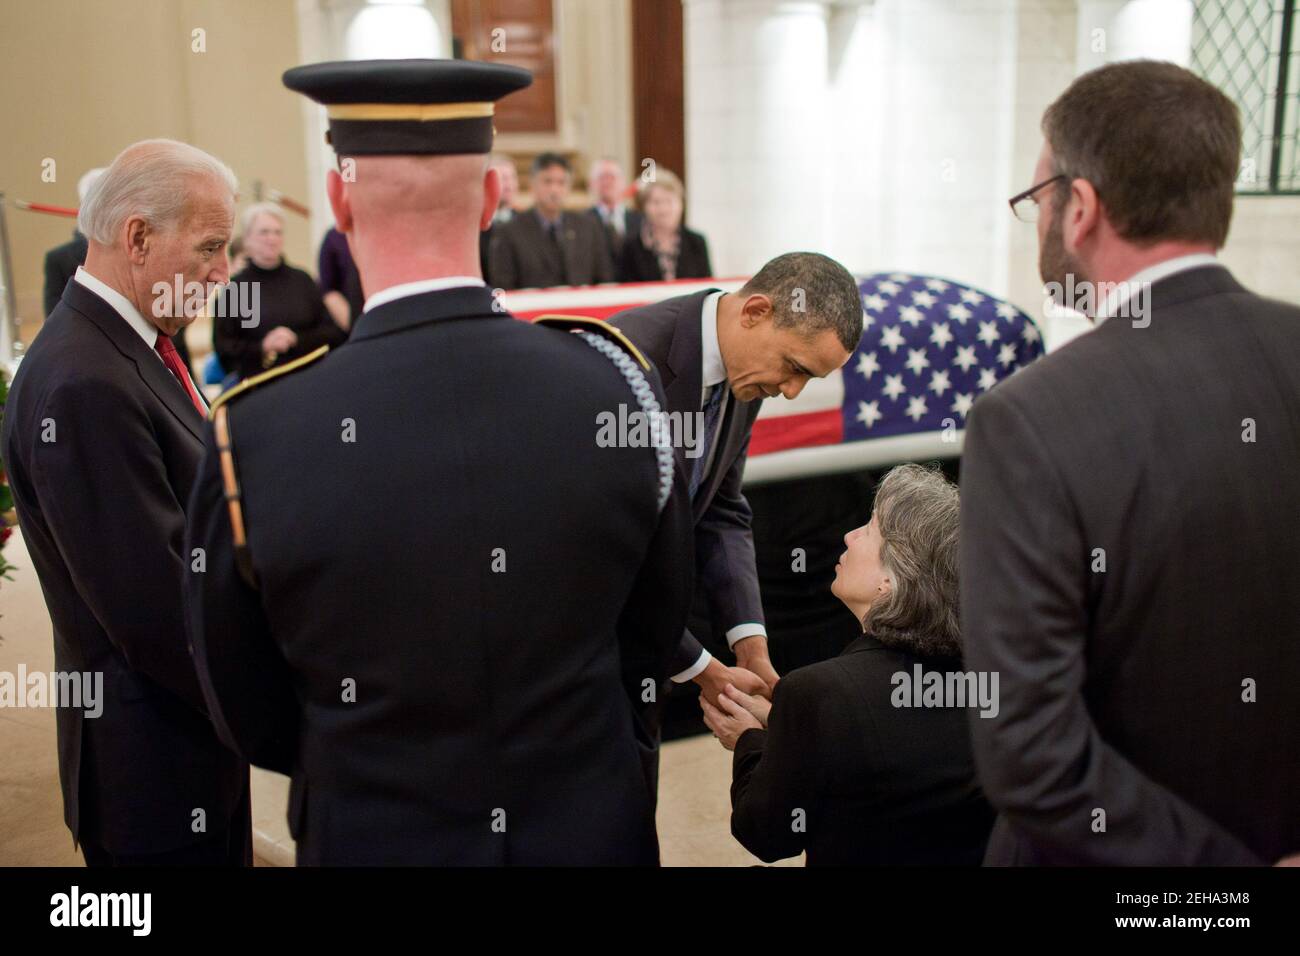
[214,203,346,384]
[618,169,712,282]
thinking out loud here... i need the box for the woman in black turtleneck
[214,203,347,383]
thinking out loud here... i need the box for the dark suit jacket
[43,231,88,318]
[186,286,693,865]
[43,240,194,372]
[618,227,712,283]
[588,205,644,264]
[961,264,1300,865]
[731,634,994,865]
[1,280,246,855]
[611,290,764,675]
[488,209,614,290]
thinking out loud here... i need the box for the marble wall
[685,0,1300,351]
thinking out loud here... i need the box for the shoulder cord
[575,330,674,513]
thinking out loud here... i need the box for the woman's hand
[723,682,771,727]
[701,689,763,751]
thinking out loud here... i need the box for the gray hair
[78,139,236,245]
[240,201,285,236]
[77,168,106,204]
[738,252,864,353]
[588,156,623,181]
[863,463,961,658]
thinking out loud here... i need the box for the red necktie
[154,335,206,416]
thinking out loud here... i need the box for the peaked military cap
[283,58,533,156]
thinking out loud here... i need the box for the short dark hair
[531,152,570,177]
[738,252,863,352]
[863,464,961,659]
[1042,59,1241,247]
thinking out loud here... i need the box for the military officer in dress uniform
[185,59,693,865]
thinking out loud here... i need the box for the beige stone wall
[1219,196,1300,306]
[0,0,311,352]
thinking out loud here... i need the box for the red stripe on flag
[750,409,843,457]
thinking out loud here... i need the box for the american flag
[841,272,1040,439]
[502,272,1045,474]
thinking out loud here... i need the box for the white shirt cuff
[725,623,767,649]
[671,649,712,684]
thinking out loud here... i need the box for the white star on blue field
[845,273,1044,441]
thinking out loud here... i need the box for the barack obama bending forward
[610,252,863,786]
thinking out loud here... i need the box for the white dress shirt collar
[700,290,727,390]
[363,276,486,314]
[74,266,159,351]
[1095,253,1221,324]
[599,203,626,234]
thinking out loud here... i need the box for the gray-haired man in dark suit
[962,60,1300,866]
[4,140,248,866]
[611,252,863,790]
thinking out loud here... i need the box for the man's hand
[722,681,770,727]
[693,657,768,710]
[1275,853,1300,866]
[701,688,763,751]
[733,634,780,696]
[262,326,298,356]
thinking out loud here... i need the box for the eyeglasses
[1008,174,1067,223]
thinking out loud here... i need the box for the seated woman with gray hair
[702,464,993,865]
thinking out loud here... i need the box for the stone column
[684,0,839,276]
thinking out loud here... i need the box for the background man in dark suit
[186,59,693,865]
[962,60,1300,866]
[610,251,863,783]
[3,139,249,866]
[41,167,103,318]
[42,231,87,320]
[587,157,642,264]
[488,152,614,289]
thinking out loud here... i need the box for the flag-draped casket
[503,273,1045,482]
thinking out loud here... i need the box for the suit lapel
[556,213,579,285]
[663,292,706,478]
[522,211,548,268]
[62,282,204,444]
[693,395,761,521]
[697,393,738,516]
[664,291,708,410]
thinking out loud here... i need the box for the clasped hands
[697,635,777,752]
[262,326,299,357]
